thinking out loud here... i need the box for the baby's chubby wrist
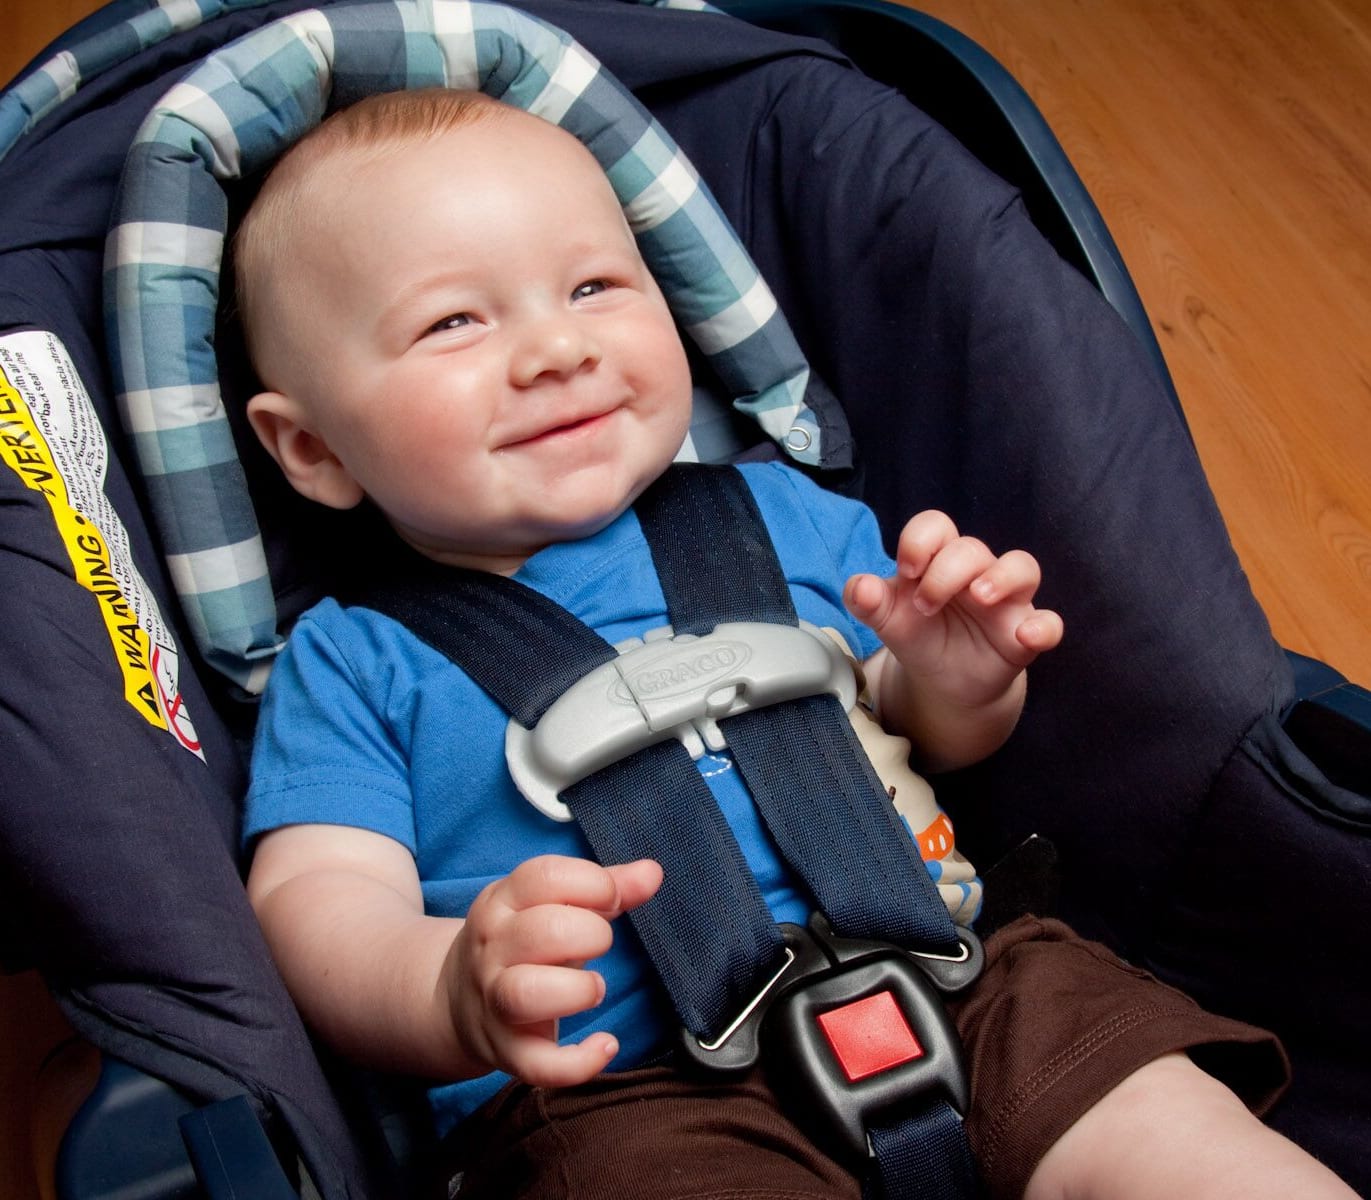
[888,650,1027,719]
[877,655,1027,774]
[432,920,502,1080]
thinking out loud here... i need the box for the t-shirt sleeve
[243,601,418,853]
[743,462,896,662]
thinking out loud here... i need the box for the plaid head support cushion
[104,0,842,691]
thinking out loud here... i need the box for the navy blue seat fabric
[2,1,1367,1195]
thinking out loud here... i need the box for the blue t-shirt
[245,462,895,1131]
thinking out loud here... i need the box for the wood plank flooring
[908,0,1370,684]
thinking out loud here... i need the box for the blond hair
[232,88,504,374]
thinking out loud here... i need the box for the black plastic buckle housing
[679,914,982,1161]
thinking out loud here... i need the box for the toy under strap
[356,464,979,1198]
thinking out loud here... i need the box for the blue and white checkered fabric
[101,0,831,692]
[0,1,277,160]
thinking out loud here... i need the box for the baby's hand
[444,854,662,1087]
[845,510,1063,710]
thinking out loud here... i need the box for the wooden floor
[909,0,1371,686]
[1,2,1368,1198]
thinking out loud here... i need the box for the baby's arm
[845,510,1063,772]
[247,824,661,1086]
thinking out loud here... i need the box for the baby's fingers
[491,855,659,925]
[502,1028,622,1089]
[490,962,607,1029]
[498,901,623,972]
[1016,609,1065,655]
[965,551,1063,658]
[967,549,1042,608]
[487,965,618,1087]
[908,535,997,616]
[894,510,962,583]
[844,571,898,631]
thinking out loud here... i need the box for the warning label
[0,330,203,758]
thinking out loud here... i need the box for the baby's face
[263,107,693,573]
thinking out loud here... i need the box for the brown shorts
[441,916,1288,1200]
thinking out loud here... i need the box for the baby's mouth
[503,406,618,448]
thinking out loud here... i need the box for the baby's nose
[510,317,602,387]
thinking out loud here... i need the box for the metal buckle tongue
[679,915,982,1164]
[506,621,857,821]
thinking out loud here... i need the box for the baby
[234,88,1353,1199]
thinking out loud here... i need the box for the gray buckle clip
[506,621,858,821]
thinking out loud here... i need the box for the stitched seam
[699,752,735,778]
[531,1087,577,1199]
[977,1003,1197,1172]
[669,1191,839,1199]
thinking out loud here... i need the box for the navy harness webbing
[634,467,962,956]
[356,563,786,1040]
[356,464,978,1198]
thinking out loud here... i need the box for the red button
[816,990,924,1082]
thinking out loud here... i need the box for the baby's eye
[426,312,474,335]
[571,280,611,301]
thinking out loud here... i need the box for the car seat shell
[2,1,1367,1196]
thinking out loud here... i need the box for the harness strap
[635,466,962,955]
[357,464,978,1197]
[868,1107,980,1200]
[361,561,786,1041]
[638,467,979,1200]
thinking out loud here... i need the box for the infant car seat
[2,1,1367,1196]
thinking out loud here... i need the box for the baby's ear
[246,391,365,510]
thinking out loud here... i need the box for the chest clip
[505,620,858,821]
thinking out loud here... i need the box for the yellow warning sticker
[0,330,202,758]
